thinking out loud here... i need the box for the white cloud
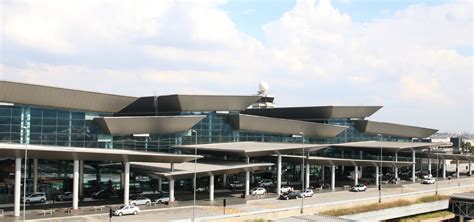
[0,0,472,132]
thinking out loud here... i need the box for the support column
[300,163,304,184]
[209,175,214,201]
[73,160,79,209]
[277,154,282,194]
[245,157,250,196]
[322,165,325,182]
[33,159,38,192]
[354,166,359,185]
[158,178,162,192]
[170,163,175,202]
[223,156,227,188]
[359,151,363,178]
[375,166,380,186]
[14,158,21,217]
[331,165,335,190]
[456,160,460,178]
[79,160,84,200]
[443,161,446,179]
[394,153,399,179]
[469,160,472,175]
[428,158,432,176]
[305,163,310,188]
[412,150,416,182]
[124,162,130,205]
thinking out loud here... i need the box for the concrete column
[322,165,325,182]
[73,160,79,209]
[169,179,175,202]
[443,161,446,179]
[277,154,282,194]
[354,166,359,185]
[456,160,460,178]
[394,153,399,179]
[300,163,304,184]
[245,157,250,196]
[305,163,310,188]
[428,158,432,175]
[158,178,162,191]
[359,150,363,178]
[33,159,38,192]
[14,158,21,217]
[209,175,214,201]
[124,162,130,205]
[469,160,472,175]
[412,150,416,182]
[79,160,84,200]
[341,150,345,172]
[376,166,380,186]
[223,155,227,188]
[331,165,335,190]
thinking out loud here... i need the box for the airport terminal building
[0,81,472,217]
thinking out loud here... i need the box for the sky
[0,0,473,133]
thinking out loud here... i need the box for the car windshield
[118,205,125,209]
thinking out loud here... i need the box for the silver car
[113,205,140,216]
[129,196,151,206]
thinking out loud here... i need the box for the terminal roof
[175,141,329,157]
[0,143,201,163]
[242,106,382,120]
[331,141,449,152]
[281,155,414,167]
[352,120,438,138]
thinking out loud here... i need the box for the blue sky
[1,0,472,133]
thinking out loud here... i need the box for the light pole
[192,130,198,222]
[22,125,28,221]
[378,133,382,204]
[436,154,439,195]
[299,132,305,214]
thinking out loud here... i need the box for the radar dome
[259,81,269,92]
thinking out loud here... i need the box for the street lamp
[22,125,28,221]
[436,154,439,195]
[299,132,305,214]
[192,130,198,222]
[378,133,382,204]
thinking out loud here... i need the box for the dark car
[56,192,73,201]
[279,191,301,200]
[92,190,111,199]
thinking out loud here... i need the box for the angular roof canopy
[227,114,347,138]
[281,155,414,168]
[157,94,261,112]
[331,141,449,152]
[0,143,201,163]
[175,141,329,157]
[94,115,205,136]
[418,152,474,161]
[131,161,273,180]
[0,81,137,113]
[352,120,438,138]
[242,106,382,120]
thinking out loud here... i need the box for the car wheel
[134,211,138,215]
[26,200,30,204]
[158,200,162,204]
[146,201,150,205]
[41,199,45,203]
[118,212,123,217]
[132,202,136,206]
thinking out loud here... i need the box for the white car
[280,186,293,194]
[195,186,208,192]
[113,205,140,216]
[422,178,436,184]
[351,184,367,192]
[300,189,314,198]
[129,196,151,206]
[155,195,170,204]
[230,181,245,189]
[250,187,266,196]
[22,192,47,204]
[258,179,273,187]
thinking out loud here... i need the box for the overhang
[175,141,329,157]
[157,94,261,112]
[352,120,438,138]
[0,143,201,163]
[131,161,273,180]
[281,155,414,168]
[0,81,137,113]
[227,114,347,138]
[331,141,449,153]
[242,106,382,120]
[94,115,205,136]
[418,153,474,161]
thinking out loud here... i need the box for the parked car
[422,178,436,184]
[300,189,314,198]
[56,192,73,201]
[22,192,47,204]
[155,195,170,204]
[129,196,151,206]
[279,191,301,200]
[92,190,111,199]
[258,179,273,187]
[250,187,266,196]
[280,185,293,194]
[230,181,245,189]
[195,185,208,192]
[113,205,140,216]
[351,184,367,192]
